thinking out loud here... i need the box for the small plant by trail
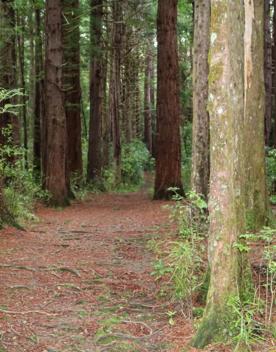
[150,190,208,318]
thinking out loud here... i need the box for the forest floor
[0,186,273,352]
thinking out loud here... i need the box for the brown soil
[0,190,273,352]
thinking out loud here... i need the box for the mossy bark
[191,0,210,200]
[193,0,246,347]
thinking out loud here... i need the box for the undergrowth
[0,127,47,226]
[150,190,208,317]
[149,187,275,350]
[85,139,154,194]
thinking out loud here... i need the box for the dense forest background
[0,0,275,351]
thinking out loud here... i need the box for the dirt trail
[0,190,204,352]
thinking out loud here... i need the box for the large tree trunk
[33,7,44,177]
[62,0,82,178]
[264,0,272,146]
[87,0,104,181]
[193,0,246,347]
[154,0,183,200]
[44,0,69,206]
[0,0,19,149]
[193,1,266,348]
[191,0,210,200]
[244,0,267,230]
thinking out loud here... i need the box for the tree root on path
[0,263,81,277]
[0,308,59,316]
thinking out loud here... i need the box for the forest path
[0,189,206,352]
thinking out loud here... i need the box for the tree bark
[62,0,82,178]
[122,28,133,143]
[16,13,28,169]
[33,7,44,177]
[191,0,210,200]
[154,0,184,200]
[44,0,69,206]
[110,0,122,184]
[144,44,153,154]
[193,0,246,347]
[87,0,104,181]
[264,0,272,146]
[273,0,276,147]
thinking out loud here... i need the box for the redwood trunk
[87,0,104,181]
[110,0,122,183]
[33,8,44,176]
[144,46,153,154]
[44,0,69,206]
[16,14,28,168]
[273,0,276,147]
[154,0,183,199]
[62,0,82,177]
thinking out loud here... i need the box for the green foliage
[181,122,193,191]
[227,295,265,349]
[151,259,172,280]
[0,127,47,224]
[0,88,23,115]
[232,225,276,348]
[121,139,154,187]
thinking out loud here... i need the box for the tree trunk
[87,0,104,181]
[0,0,19,149]
[122,29,133,143]
[273,0,276,147]
[44,0,69,206]
[102,40,110,168]
[193,0,246,347]
[110,0,122,184]
[191,0,210,200]
[244,0,267,230]
[264,0,272,146]
[16,13,28,169]
[62,0,82,178]
[33,7,44,177]
[133,53,142,139]
[154,0,184,200]
[144,44,153,154]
